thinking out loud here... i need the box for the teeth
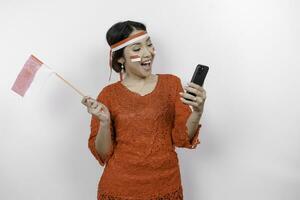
[141,62,151,70]
[142,60,151,64]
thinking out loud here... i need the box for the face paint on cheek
[130,55,141,63]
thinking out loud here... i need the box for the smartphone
[185,64,209,99]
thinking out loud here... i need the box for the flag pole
[44,64,85,97]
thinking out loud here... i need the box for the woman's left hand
[179,82,207,114]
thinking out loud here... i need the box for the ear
[117,57,125,65]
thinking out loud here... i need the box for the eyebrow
[130,37,151,47]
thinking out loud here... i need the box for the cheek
[125,55,142,70]
[129,54,142,63]
[148,47,156,56]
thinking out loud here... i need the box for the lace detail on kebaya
[87,74,202,199]
[98,185,183,200]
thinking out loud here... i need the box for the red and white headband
[108,31,156,81]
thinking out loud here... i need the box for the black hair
[106,20,147,73]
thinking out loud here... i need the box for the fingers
[187,82,205,92]
[82,96,98,108]
[87,104,101,114]
[180,96,199,106]
[88,106,103,118]
[184,83,206,100]
[87,105,109,122]
[180,82,207,108]
[81,96,110,120]
[90,102,99,110]
[83,97,108,113]
[87,99,95,107]
[183,86,199,97]
[81,96,92,106]
[179,92,196,102]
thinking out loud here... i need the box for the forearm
[186,110,202,140]
[95,121,113,159]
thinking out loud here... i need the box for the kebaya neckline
[118,74,161,97]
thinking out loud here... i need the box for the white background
[1,0,299,199]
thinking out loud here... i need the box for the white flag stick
[43,64,86,97]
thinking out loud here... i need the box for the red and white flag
[130,55,141,62]
[11,54,54,97]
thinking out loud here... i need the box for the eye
[148,43,153,46]
[133,48,140,52]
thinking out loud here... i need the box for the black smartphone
[185,64,209,98]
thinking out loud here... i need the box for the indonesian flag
[11,55,55,97]
[130,55,141,62]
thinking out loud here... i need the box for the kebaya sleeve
[87,87,116,167]
[171,75,201,149]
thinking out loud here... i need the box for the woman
[81,20,206,200]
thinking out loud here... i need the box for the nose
[142,46,152,58]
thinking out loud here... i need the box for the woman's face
[118,29,156,79]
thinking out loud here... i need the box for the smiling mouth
[141,61,151,70]
[140,60,152,70]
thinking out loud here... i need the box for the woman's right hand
[81,96,111,125]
